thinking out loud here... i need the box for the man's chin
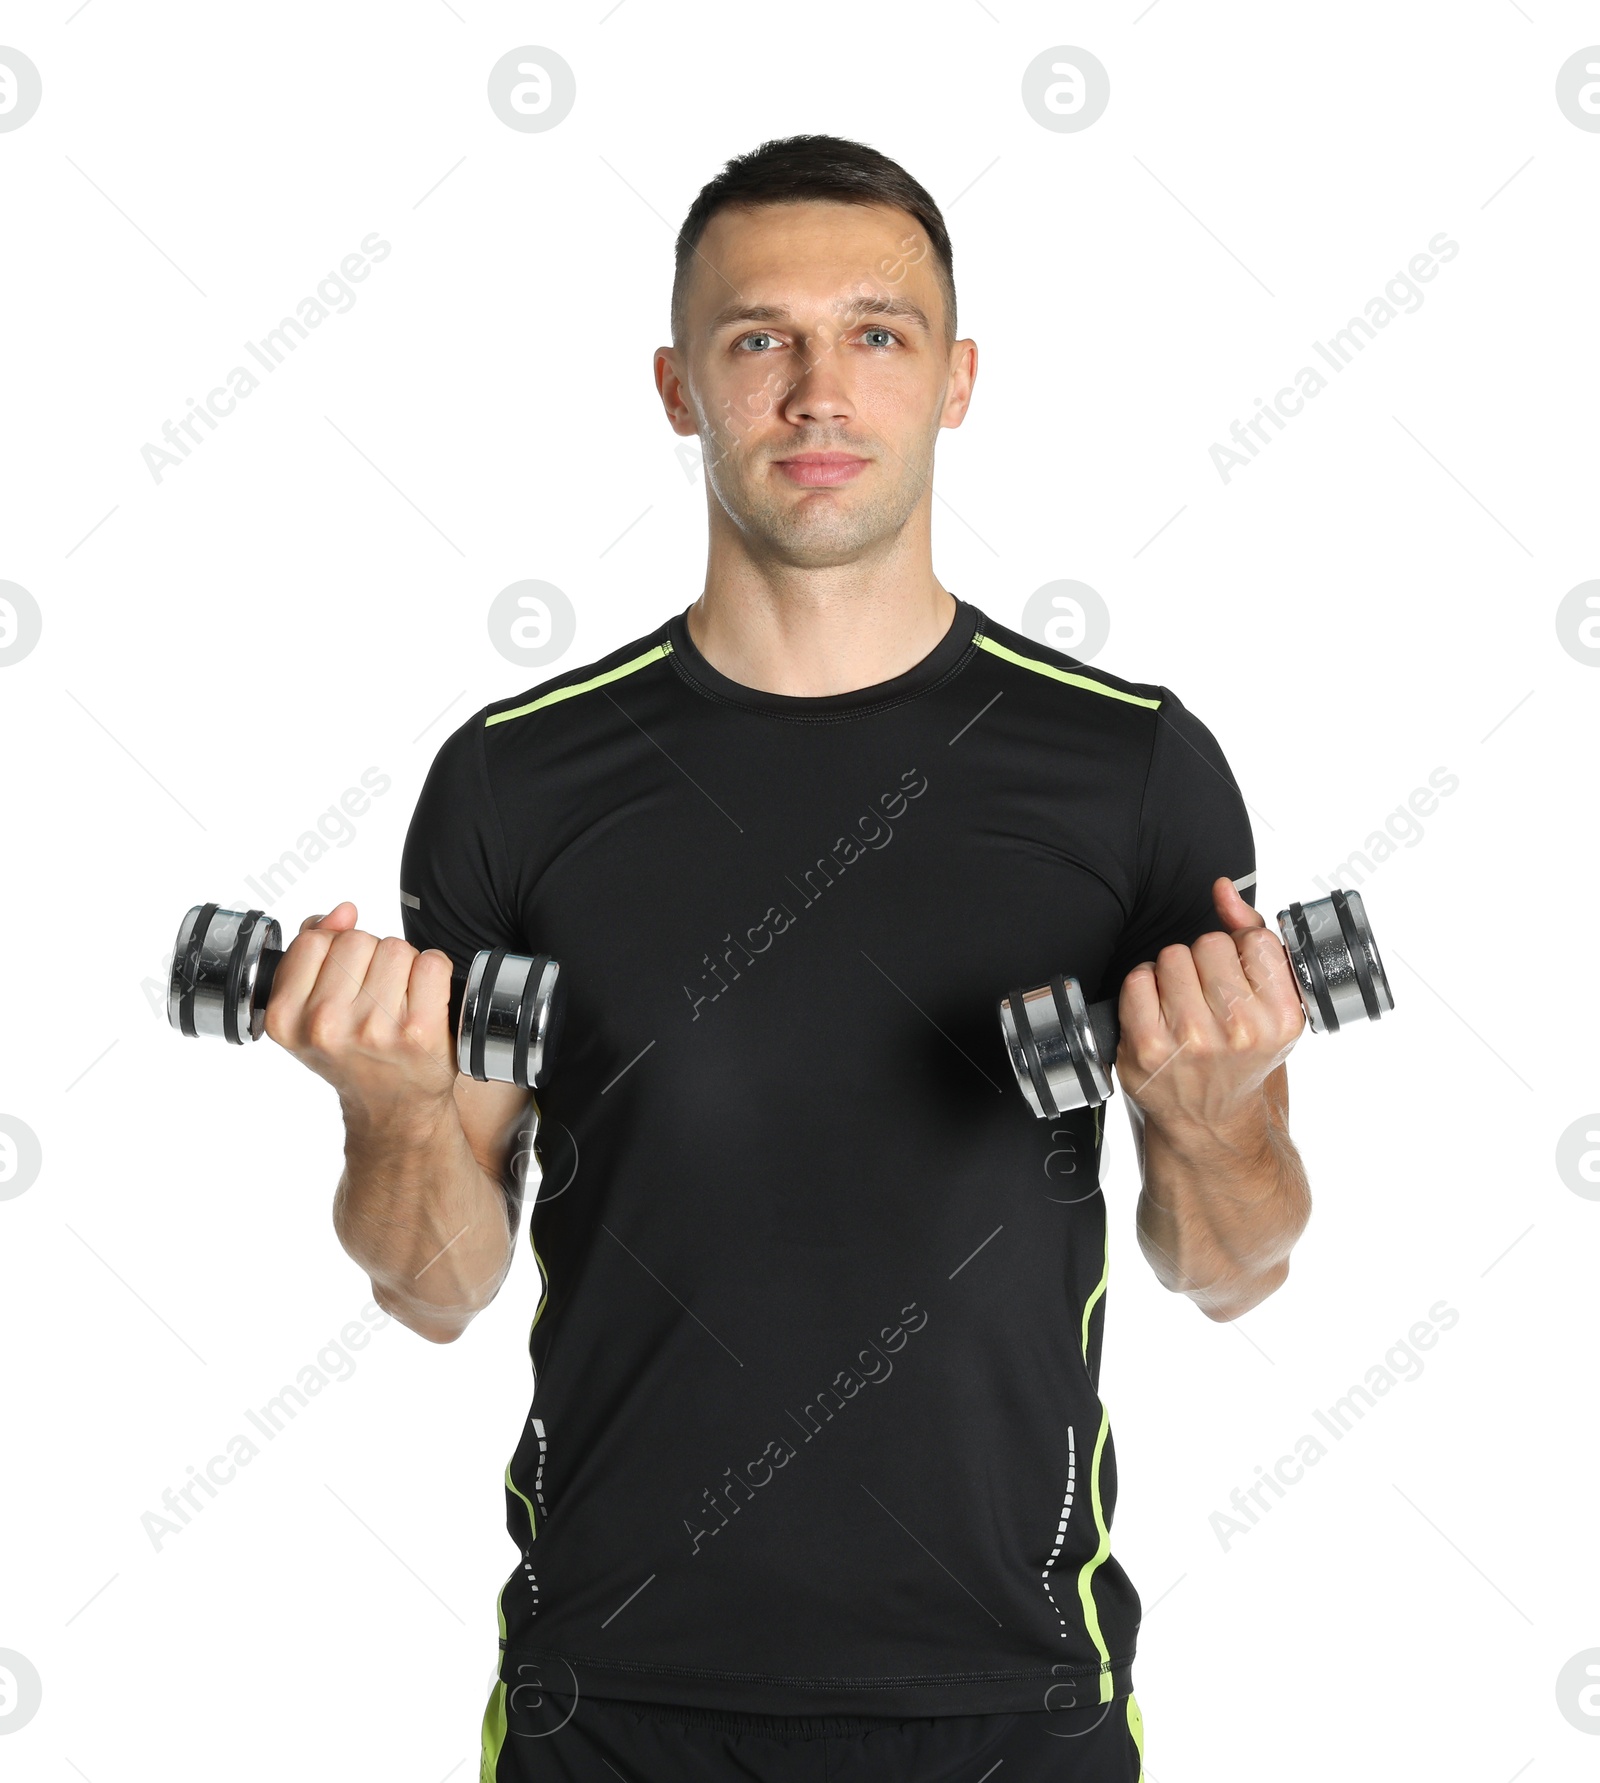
[764,535,886,570]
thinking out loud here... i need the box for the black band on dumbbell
[469,948,506,1081]
[1331,890,1382,1023]
[1288,901,1340,1032]
[512,958,546,1089]
[177,903,218,1039]
[221,910,266,1046]
[1050,974,1101,1111]
[1007,986,1058,1119]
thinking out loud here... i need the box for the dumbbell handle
[252,944,468,1034]
[1085,997,1121,1067]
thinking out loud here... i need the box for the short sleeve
[1095,689,1257,999]
[398,710,524,969]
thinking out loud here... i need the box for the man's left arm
[1119,874,1311,1323]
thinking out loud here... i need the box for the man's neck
[684,579,958,699]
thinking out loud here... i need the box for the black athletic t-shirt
[399,597,1255,1720]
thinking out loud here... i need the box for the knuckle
[324,934,374,980]
[1119,963,1154,997]
[354,1012,397,1050]
[285,931,326,967]
[1127,1035,1170,1076]
[374,934,415,967]
[1178,1024,1217,1058]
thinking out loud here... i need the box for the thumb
[299,900,358,935]
[1213,874,1265,934]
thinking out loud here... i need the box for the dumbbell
[167,903,565,1089]
[999,888,1392,1119]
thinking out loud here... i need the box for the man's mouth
[774,453,870,487]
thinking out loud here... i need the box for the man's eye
[863,328,897,348]
[737,332,777,352]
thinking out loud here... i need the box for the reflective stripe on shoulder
[485,640,674,728]
[975,635,1162,710]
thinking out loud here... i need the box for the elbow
[1194,1257,1292,1322]
[372,1283,475,1345]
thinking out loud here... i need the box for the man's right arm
[265,901,535,1344]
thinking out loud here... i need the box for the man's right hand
[262,900,459,1118]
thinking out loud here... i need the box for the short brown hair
[672,134,956,347]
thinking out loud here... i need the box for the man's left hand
[1116,876,1304,1140]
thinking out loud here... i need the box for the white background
[1,3,1596,1779]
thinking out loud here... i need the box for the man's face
[658,200,975,570]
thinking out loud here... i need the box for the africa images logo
[683,1303,929,1554]
[681,769,928,1019]
[1209,233,1460,484]
[139,232,392,483]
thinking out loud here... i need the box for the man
[267,135,1309,1781]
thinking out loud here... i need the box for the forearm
[1130,1077,1310,1321]
[332,1093,518,1343]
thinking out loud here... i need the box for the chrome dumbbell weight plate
[1276,888,1392,1034]
[458,945,565,1088]
[169,903,282,1044]
[999,974,1115,1122]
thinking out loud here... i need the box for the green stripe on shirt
[976,635,1162,710]
[486,642,673,727]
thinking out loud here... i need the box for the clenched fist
[263,901,458,1117]
[1117,877,1305,1140]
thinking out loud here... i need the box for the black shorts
[480,1686,1146,1781]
